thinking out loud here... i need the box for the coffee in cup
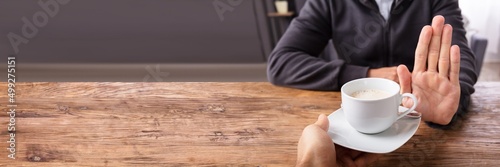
[350,89,391,100]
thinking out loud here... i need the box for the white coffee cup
[341,78,418,134]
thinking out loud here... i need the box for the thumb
[314,114,329,132]
[397,65,412,94]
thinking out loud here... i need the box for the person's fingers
[439,24,453,78]
[397,65,412,93]
[397,65,414,108]
[354,153,382,167]
[450,45,461,84]
[414,25,433,72]
[314,114,329,132]
[427,15,445,72]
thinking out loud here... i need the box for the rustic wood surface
[0,82,498,166]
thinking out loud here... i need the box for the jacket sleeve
[426,0,478,128]
[266,0,369,91]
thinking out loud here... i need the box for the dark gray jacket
[267,0,476,127]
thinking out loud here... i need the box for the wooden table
[0,82,499,166]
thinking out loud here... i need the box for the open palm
[398,16,461,125]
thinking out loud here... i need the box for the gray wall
[0,0,273,63]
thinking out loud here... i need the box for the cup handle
[396,93,418,120]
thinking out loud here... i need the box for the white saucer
[327,106,420,153]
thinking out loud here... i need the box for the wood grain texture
[0,82,498,166]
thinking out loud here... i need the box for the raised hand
[397,15,461,125]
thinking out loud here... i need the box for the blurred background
[459,0,500,81]
[0,0,498,82]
